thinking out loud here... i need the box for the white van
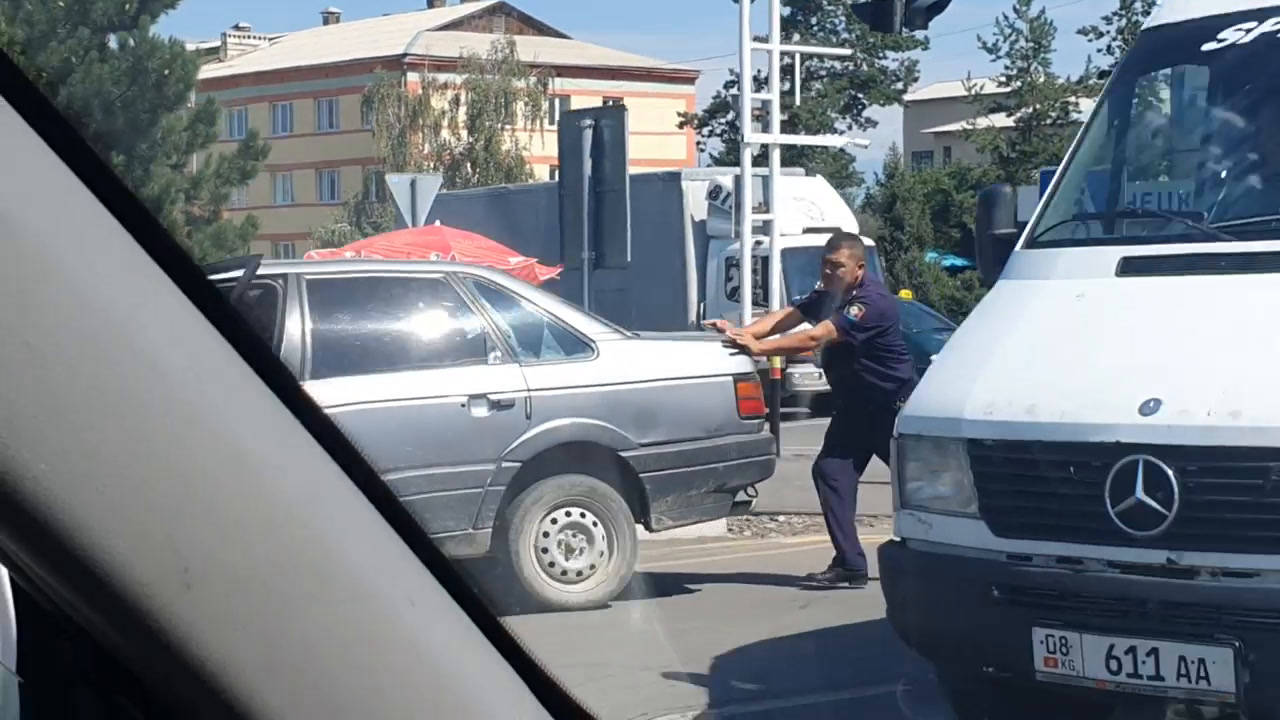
[880,2,1280,718]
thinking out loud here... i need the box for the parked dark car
[898,298,957,378]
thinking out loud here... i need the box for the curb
[636,518,728,540]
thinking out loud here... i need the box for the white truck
[880,2,1280,718]
[427,168,885,410]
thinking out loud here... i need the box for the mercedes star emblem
[1104,455,1180,537]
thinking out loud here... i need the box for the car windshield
[1029,6,1280,248]
[782,244,884,301]
[899,300,955,332]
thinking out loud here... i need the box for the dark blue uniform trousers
[812,402,900,573]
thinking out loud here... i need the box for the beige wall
[902,94,1008,170]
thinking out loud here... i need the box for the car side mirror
[975,184,1019,288]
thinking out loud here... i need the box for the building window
[363,169,385,201]
[602,96,624,106]
[272,241,298,260]
[316,97,340,133]
[547,95,570,127]
[225,106,248,140]
[491,15,506,34]
[942,145,953,167]
[272,172,295,205]
[548,165,559,181]
[361,101,374,130]
[317,168,342,204]
[270,102,294,136]
[228,185,249,209]
[910,150,934,171]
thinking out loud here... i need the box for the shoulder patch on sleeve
[844,302,867,322]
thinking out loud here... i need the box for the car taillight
[735,375,767,419]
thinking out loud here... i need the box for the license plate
[1031,627,1237,702]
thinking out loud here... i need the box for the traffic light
[850,0,953,33]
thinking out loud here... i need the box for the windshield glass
[899,300,955,331]
[1029,7,1280,248]
[782,244,884,302]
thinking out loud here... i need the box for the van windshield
[1028,7,1280,248]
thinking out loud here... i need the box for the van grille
[996,585,1280,631]
[970,440,1280,553]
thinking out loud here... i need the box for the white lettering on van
[1238,16,1280,44]
[1201,20,1262,52]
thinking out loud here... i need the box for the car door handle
[467,395,517,416]
[489,396,517,410]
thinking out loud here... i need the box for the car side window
[216,279,284,350]
[306,275,492,380]
[463,279,591,363]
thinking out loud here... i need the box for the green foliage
[0,0,270,263]
[1078,0,1158,74]
[964,0,1080,185]
[313,36,546,246]
[679,1,926,191]
[859,145,991,322]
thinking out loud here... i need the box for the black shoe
[803,567,869,587]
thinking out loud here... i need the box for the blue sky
[158,0,1107,177]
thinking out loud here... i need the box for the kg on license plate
[1031,627,1237,702]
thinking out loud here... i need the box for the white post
[767,0,783,315]
[737,0,754,328]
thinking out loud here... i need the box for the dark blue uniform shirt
[794,275,916,409]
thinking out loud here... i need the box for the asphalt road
[504,535,951,720]
[753,418,892,517]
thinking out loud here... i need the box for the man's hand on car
[724,328,762,355]
[703,319,734,334]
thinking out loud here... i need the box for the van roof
[1146,0,1278,29]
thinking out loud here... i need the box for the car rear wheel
[499,474,637,611]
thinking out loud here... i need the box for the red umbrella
[303,223,563,286]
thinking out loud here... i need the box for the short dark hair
[824,231,865,259]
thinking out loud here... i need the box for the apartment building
[902,76,1095,174]
[195,0,699,258]
[901,77,1008,171]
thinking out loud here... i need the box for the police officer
[707,232,916,586]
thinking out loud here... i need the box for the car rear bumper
[623,431,776,532]
[879,538,1280,716]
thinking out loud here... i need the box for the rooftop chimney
[320,6,342,25]
[426,0,446,7]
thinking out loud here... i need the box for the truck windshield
[782,245,885,302]
[1028,7,1280,248]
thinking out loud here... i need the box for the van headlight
[896,435,979,516]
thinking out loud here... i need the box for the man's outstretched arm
[705,306,807,340]
[729,319,837,357]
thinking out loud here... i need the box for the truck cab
[698,174,884,409]
[881,2,1280,717]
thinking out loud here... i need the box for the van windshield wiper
[1032,208,1240,244]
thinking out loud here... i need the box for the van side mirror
[975,184,1019,287]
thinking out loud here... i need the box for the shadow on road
[658,619,952,720]
[619,571,875,602]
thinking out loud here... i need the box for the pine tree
[1078,0,1157,74]
[964,0,1080,185]
[679,1,926,191]
[0,0,270,263]
[859,144,989,321]
[312,36,547,248]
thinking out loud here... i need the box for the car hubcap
[533,504,610,590]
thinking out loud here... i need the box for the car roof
[213,258,514,280]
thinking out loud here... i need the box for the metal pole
[580,119,595,311]
[737,0,753,329]
[409,177,418,228]
[767,0,784,455]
